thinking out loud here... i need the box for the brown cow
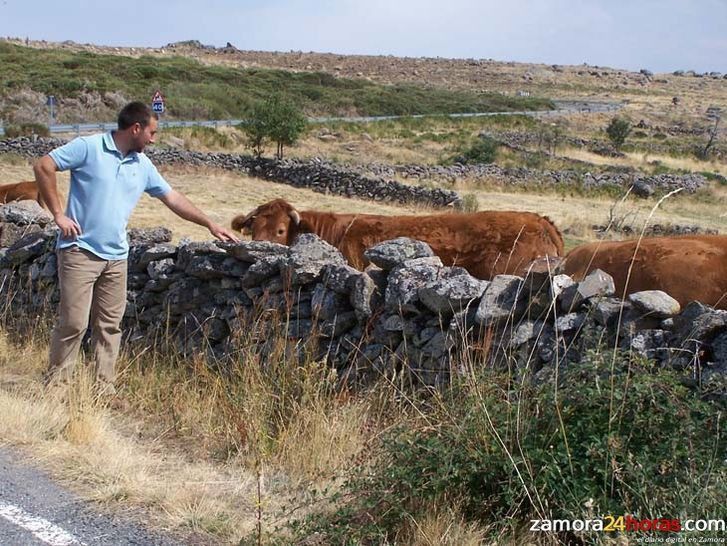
[231,199,564,280]
[560,235,727,309]
[0,181,45,208]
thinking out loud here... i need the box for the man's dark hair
[117,102,158,130]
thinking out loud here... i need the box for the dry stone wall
[350,159,710,196]
[1,202,725,397]
[1,137,709,206]
[0,137,462,208]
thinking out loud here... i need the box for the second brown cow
[231,199,564,280]
[560,235,727,309]
[0,181,45,208]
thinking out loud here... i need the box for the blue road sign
[151,90,165,114]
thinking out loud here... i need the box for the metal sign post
[46,95,56,127]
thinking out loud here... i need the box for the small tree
[698,106,721,159]
[267,95,307,159]
[242,94,307,159]
[538,121,566,156]
[242,100,272,157]
[606,117,632,149]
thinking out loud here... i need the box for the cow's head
[231,199,301,245]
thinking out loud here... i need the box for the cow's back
[0,181,40,204]
[339,210,563,278]
[561,235,727,309]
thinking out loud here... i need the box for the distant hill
[1,38,724,133]
[0,41,552,125]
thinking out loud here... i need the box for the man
[34,101,239,395]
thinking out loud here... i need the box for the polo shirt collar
[103,131,138,160]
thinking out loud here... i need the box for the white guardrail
[0,101,622,137]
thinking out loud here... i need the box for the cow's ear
[231,209,257,232]
[289,210,301,225]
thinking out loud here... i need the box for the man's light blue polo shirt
[49,132,171,260]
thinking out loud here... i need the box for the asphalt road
[0,100,623,137]
[0,448,184,545]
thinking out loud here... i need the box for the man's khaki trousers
[46,246,127,388]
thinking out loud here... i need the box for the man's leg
[46,247,103,385]
[89,258,127,391]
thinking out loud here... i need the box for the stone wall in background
[1,201,724,397]
[1,137,712,209]
[351,158,710,196]
[0,137,462,208]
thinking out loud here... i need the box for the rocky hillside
[3,37,725,131]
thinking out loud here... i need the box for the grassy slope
[0,42,553,119]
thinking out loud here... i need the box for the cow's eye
[277,228,285,235]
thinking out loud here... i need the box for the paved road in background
[0,448,184,545]
[0,100,622,137]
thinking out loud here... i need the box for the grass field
[2,154,723,249]
[0,117,725,543]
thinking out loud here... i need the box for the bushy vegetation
[241,94,308,158]
[2,279,725,545]
[460,193,480,212]
[0,42,554,120]
[287,351,725,544]
[606,117,632,149]
[3,122,50,137]
[450,135,500,164]
[700,171,727,186]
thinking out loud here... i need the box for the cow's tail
[541,215,565,256]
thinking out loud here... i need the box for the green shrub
[700,171,727,186]
[453,135,499,164]
[606,117,632,149]
[294,351,725,543]
[4,123,50,138]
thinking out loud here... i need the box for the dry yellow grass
[454,185,725,249]
[0,326,377,544]
[401,504,489,546]
[136,164,424,242]
[2,155,722,251]
[559,146,727,176]
[0,156,423,241]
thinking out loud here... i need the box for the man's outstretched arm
[158,189,239,242]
